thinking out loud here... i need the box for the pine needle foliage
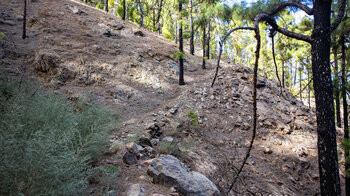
[0,82,117,195]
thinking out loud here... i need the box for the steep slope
[0,0,344,195]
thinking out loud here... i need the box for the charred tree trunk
[282,60,285,88]
[299,65,303,103]
[153,9,156,31]
[271,32,282,88]
[202,24,206,69]
[178,2,185,85]
[189,0,194,55]
[333,45,341,127]
[341,33,350,196]
[175,20,178,44]
[311,1,340,194]
[22,0,27,39]
[122,0,126,20]
[308,68,311,108]
[138,0,144,27]
[105,0,109,12]
[156,0,163,35]
[206,22,211,59]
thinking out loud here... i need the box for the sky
[224,0,310,23]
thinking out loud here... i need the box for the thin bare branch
[270,30,282,88]
[256,13,312,43]
[228,20,260,193]
[211,27,255,87]
[268,1,313,16]
[331,0,347,32]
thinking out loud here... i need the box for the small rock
[138,136,152,147]
[151,138,160,146]
[126,184,145,196]
[113,23,125,30]
[108,140,125,155]
[16,15,24,21]
[162,136,174,143]
[0,19,15,26]
[134,30,144,37]
[264,147,273,154]
[257,79,266,88]
[299,158,311,169]
[144,146,158,158]
[123,151,138,165]
[126,142,144,158]
[68,6,83,14]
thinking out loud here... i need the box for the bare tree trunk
[122,0,126,20]
[156,0,163,35]
[206,22,210,59]
[137,0,144,27]
[202,24,206,69]
[153,9,156,31]
[175,20,178,44]
[341,33,350,196]
[308,68,311,108]
[294,63,297,86]
[178,2,185,85]
[22,0,27,39]
[282,60,285,88]
[189,0,194,55]
[271,33,282,88]
[85,0,88,3]
[105,0,109,12]
[299,65,303,103]
[311,1,340,194]
[334,45,341,127]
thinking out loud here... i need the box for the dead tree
[22,0,27,39]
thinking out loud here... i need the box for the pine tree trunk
[308,68,311,108]
[138,0,143,27]
[126,3,129,21]
[334,45,341,127]
[122,0,126,20]
[105,0,109,12]
[153,9,156,31]
[206,22,210,59]
[22,0,26,39]
[299,65,303,103]
[157,0,163,35]
[178,2,185,85]
[202,24,206,69]
[341,33,350,196]
[189,0,194,55]
[175,20,178,44]
[311,1,341,194]
[282,60,285,88]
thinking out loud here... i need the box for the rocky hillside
[0,0,345,195]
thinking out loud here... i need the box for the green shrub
[0,32,4,39]
[187,110,198,127]
[96,2,104,9]
[0,82,117,195]
[171,51,185,60]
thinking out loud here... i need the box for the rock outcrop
[147,155,220,196]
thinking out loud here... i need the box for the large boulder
[147,155,220,196]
